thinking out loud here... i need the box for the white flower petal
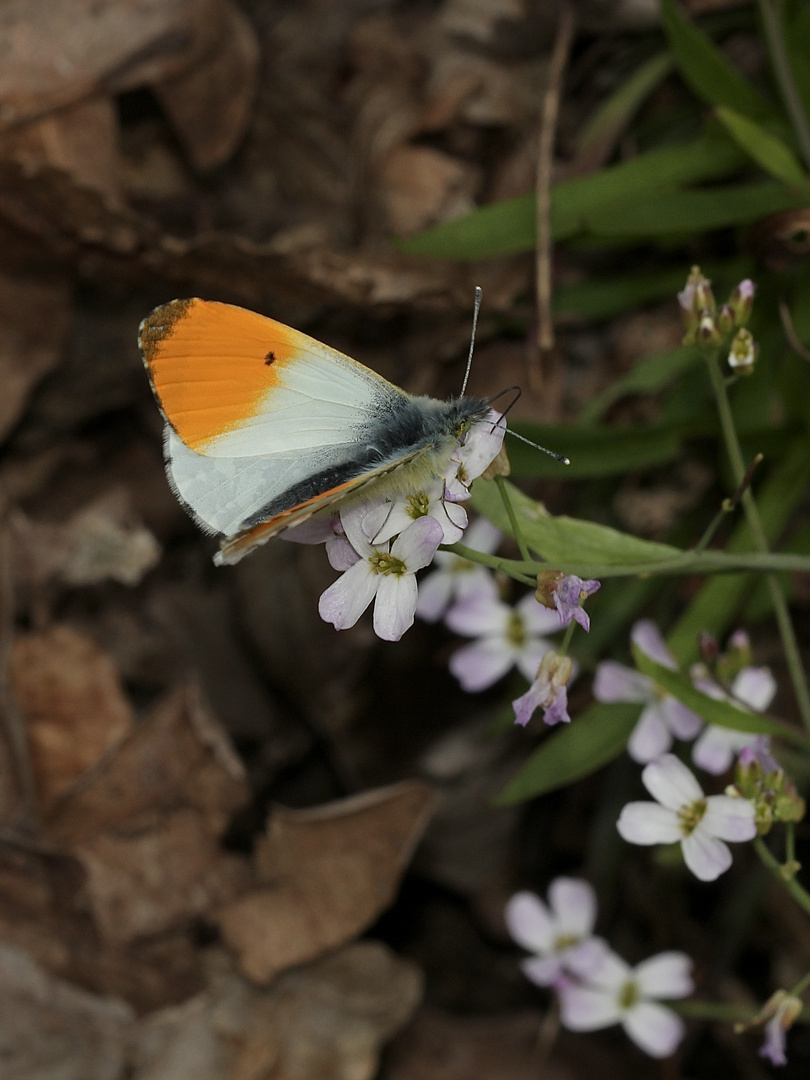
[732,666,776,712]
[660,696,703,740]
[617,802,682,845]
[634,952,694,999]
[414,570,454,622]
[461,516,502,554]
[681,829,732,881]
[548,878,597,938]
[318,561,379,630]
[448,639,513,691]
[628,706,673,763]
[702,795,757,842]
[390,515,443,569]
[431,497,468,542]
[593,662,653,704]
[623,1002,685,1058]
[326,535,361,572]
[339,504,377,556]
[517,592,563,635]
[521,955,562,987]
[631,620,676,669]
[642,754,704,811]
[504,891,554,953]
[445,591,508,637]
[559,985,623,1031]
[582,947,631,992]
[564,937,613,980]
[373,574,418,641]
[691,726,751,775]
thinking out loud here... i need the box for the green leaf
[554,271,697,322]
[659,0,772,119]
[505,422,684,478]
[784,1,810,127]
[585,180,807,236]
[574,53,673,169]
[396,128,745,258]
[632,645,805,745]
[578,346,703,423]
[495,703,640,804]
[716,106,809,186]
[471,481,682,564]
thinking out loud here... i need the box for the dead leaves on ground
[0,622,432,1073]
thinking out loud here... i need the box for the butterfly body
[140,298,490,564]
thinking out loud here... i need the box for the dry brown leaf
[0,95,122,203]
[133,941,422,1080]
[217,781,435,983]
[74,808,250,945]
[154,0,259,172]
[0,942,134,1080]
[0,156,515,316]
[0,855,206,1013]
[0,0,223,131]
[378,145,480,236]
[0,267,70,444]
[11,624,135,811]
[11,489,161,589]
[46,684,248,845]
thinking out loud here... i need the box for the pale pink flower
[415,517,501,622]
[443,409,506,500]
[551,575,600,631]
[593,620,702,763]
[691,666,777,775]
[361,480,467,546]
[617,753,757,881]
[759,992,801,1067]
[318,505,442,641]
[505,879,606,988]
[512,651,573,727]
[559,948,693,1058]
[447,591,560,692]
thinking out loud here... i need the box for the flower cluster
[438,564,598,726]
[595,621,779,776]
[506,878,694,1058]
[678,266,757,373]
[283,411,506,641]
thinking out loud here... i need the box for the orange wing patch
[140,298,303,452]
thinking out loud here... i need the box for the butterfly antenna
[485,385,570,464]
[506,427,570,465]
[460,285,483,397]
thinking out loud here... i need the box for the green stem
[790,967,810,1000]
[754,836,810,918]
[673,998,810,1022]
[757,0,810,171]
[558,620,576,657]
[495,475,531,563]
[705,351,810,732]
[444,543,810,580]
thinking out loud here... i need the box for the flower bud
[698,631,719,665]
[535,570,564,609]
[481,444,511,480]
[728,279,755,326]
[716,304,735,334]
[697,311,722,346]
[728,328,757,374]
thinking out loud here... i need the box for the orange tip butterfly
[139,298,497,565]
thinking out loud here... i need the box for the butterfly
[139,298,495,565]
